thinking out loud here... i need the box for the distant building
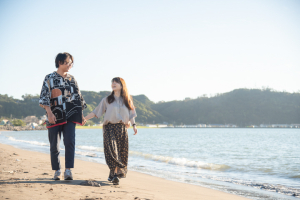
[260,124,271,128]
[291,124,300,128]
[207,124,226,128]
[29,122,38,127]
[174,125,185,128]
[225,124,237,128]
[185,125,197,128]
[0,119,12,126]
[24,116,39,124]
[172,124,237,128]
[38,115,47,125]
[197,124,206,127]
[248,125,259,128]
[0,119,8,125]
[157,124,168,128]
[146,124,157,128]
[271,124,289,128]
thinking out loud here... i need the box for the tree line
[0,89,299,126]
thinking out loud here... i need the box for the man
[39,52,87,180]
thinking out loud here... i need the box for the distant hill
[0,91,165,124]
[132,95,154,107]
[80,91,165,123]
[150,89,300,126]
[0,89,299,126]
[0,94,44,119]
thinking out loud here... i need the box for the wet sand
[0,143,249,200]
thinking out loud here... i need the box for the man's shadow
[0,177,111,187]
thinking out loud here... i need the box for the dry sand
[0,143,249,200]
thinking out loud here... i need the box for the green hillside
[80,91,165,123]
[0,91,165,124]
[0,94,44,119]
[150,89,300,126]
[0,89,299,126]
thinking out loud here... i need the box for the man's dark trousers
[48,122,76,170]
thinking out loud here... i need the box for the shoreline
[75,126,150,129]
[0,126,150,131]
[0,143,249,200]
[1,127,297,132]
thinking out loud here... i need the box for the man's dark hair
[55,52,74,68]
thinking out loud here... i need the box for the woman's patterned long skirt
[104,123,128,178]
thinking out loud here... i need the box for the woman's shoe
[108,174,113,181]
[112,174,119,185]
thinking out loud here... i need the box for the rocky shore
[0,125,47,131]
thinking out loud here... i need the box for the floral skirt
[103,123,128,178]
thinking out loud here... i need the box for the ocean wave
[128,150,230,171]
[239,181,300,197]
[75,151,98,157]
[196,174,300,198]
[76,145,229,170]
[76,145,104,152]
[291,175,300,179]
[8,137,49,147]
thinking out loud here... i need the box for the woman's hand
[133,125,138,135]
[85,112,96,121]
[82,115,87,126]
[125,123,130,128]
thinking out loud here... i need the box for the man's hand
[45,106,56,124]
[47,112,57,124]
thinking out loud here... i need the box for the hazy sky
[0,0,299,102]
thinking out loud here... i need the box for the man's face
[59,57,73,72]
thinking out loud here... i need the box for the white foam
[8,137,49,147]
[76,146,228,170]
[76,145,103,152]
[75,151,97,157]
[128,150,229,170]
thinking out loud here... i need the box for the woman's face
[111,81,122,92]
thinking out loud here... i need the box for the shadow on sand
[0,177,111,187]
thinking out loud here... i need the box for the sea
[0,128,299,200]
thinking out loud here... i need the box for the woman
[84,77,138,185]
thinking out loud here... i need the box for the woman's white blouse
[93,96,137,126]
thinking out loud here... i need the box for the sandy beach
[0,143,249,200]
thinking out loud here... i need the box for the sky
[0,0,299,102]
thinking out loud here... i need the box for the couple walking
[38,52,138,185]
